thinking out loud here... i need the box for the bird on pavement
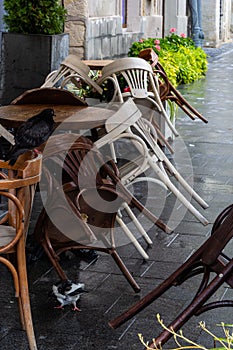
[52,280,88,311]
[5,108,55,165]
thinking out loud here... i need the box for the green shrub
[128,28,208,86]
[3,0,67,35]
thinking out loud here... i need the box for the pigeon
[52,280,88,311]
[5,108,55,165]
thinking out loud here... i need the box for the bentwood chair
[40,54,103,96]
[138,48,208,124]
[109,204,233,348]
[97,57,179,152]
[34,133,166,292]
[0,152,42,350]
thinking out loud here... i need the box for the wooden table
[0,104,114,130]
[82,60,113,70]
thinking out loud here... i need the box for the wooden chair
[40,54,103,96]
[0,152,42,350]
[34,133,167,292]
[109,204,233,348]
[138,48,208,124]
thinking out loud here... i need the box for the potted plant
[0,0,69,105]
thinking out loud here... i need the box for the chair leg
[121,202,153,245]
[0,256,26,327]
[148,93,179,137]
[116,179,173,234]
[159,157,209,209]
[116,214,150,260]
[41,240,69,281]
[110,249,141,293]
[17,240,38,350]
[134,120,209,210]
[147,157,209,225]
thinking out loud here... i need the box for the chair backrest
[0,153,42,252]
[97,57,156,101]
[36,133,127,246]
[138,48,159,68]
[41,133,119,190]
[95,99,142,145]
[94,99,153,183]
[41,54,103,95]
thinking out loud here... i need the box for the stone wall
[63,0,88,57]
[164,0,188,35]
[86,16,143,59]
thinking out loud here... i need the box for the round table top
[0,104,114,130]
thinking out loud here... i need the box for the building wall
[231,0,233,31]
[64,0,189,59]
[164,0,188,35]
[202,0,232,47]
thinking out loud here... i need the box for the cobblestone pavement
[0,47,233,349]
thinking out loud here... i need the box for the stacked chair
[94,99,209,225]
[33,56,216,348]
[33,133,170,291]
[0,153,42,350]
[97,56,178,153]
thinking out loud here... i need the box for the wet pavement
[1,47,233,349]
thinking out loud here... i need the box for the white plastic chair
[95,99,209,226]
[41,54,103,95]
[97,57,179,139]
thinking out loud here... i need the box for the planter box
[0,32,69,105]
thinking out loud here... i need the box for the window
[122,0,127,27]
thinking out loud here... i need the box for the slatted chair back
[97,57,179,146]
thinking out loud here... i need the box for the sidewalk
[0,47,233,349]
